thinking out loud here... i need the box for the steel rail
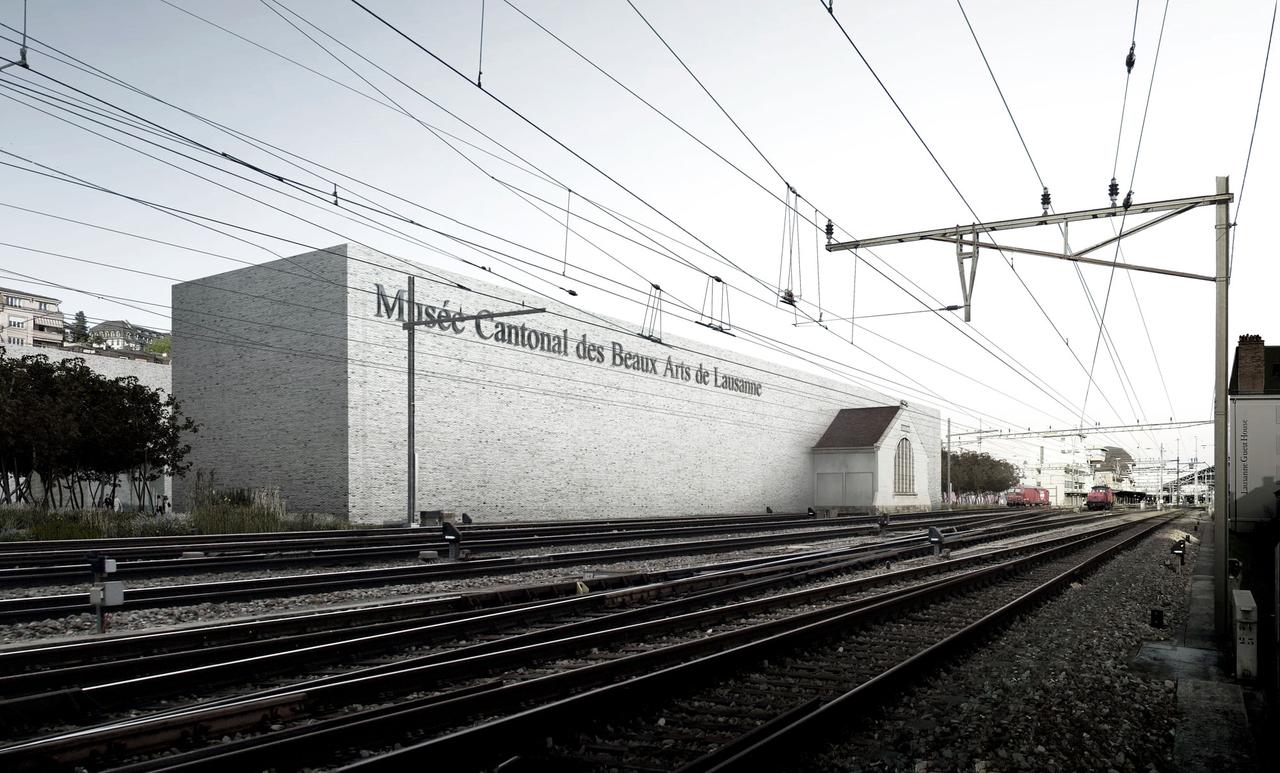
[0,510,1057,622]
[0,509,1016,581]
[0,506,977,560]
[333,515,1174,771]
[700,513,1181,772]
[0,512,1078,705]
[0,515,1150,771]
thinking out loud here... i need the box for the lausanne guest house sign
[375,284,763,397]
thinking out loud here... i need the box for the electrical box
[1233,589,1257,680]
[89,581,124,608]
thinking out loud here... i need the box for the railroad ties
[0,505,1185,771]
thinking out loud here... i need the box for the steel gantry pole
[403,282,547,528]
[1214,176,1230,636]
[946,418,952,508]
[407,275,416,527]
[827,179,1235,633]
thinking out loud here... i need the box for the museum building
[172,244,941,523]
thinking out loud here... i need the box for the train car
[1085,485,1115,510]
[1005,486,1050,507]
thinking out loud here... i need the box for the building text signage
[375,284,763,397]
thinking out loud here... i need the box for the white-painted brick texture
[176,244,941,523]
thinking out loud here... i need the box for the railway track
[0,510,1171,771]
[0,507,1022,583]
[0,509,1079,623]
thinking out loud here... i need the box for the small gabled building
[812,403,933,513]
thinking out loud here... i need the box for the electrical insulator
[1040,186,1051,215]
[824,218,834,244]
[1126,43,1136,74]
[1108,177,1119,206]
[1122,190,1134,210]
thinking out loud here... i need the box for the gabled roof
[813,405,901,450]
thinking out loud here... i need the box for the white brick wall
[173,248,350,513]
[175,244,942,523]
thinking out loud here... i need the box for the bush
[0,508,188,541]
[188,502,282,534]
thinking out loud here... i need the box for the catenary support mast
[830,180,1232,635]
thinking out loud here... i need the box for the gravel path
[806,515,1198,773]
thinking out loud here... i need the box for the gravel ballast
[807,516,1199,772]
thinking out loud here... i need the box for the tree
[145,336,171,355]
[69,311,89,342]
[941,449,1020,495]
[0,347,199,509]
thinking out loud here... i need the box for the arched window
[894,437,914,495]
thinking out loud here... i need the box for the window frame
[893,437,915,495]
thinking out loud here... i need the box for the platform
[1130,514,1257,772]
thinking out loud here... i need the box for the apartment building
[89,319,165,352]
[1,286,65,349]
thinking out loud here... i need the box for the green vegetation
[187,470,347,534]
[69,311,89,343]
[0,347,198,509]
[0,471,347,541]
[941,450,1021,494]
[145,336,171,355]
[0,508,187,541]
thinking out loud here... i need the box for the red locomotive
[1005,486,1050,507]
[1086,485,1115,510]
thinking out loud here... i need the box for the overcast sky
[1,0,1275,478]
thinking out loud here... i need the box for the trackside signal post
[403,274,545,527]
[828,178,1233,636]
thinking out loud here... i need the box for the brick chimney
[1237,334,1266,394]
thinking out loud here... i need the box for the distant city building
[89,319,165,352]
[1,286,65,350]
[1229,333,1280,531]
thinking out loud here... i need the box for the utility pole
[826,178,1233,634]
[946,418,952,508]
[403,273,546,527]
[407,276,415,527]
[1213,175,1230,636]
[1159,442,1165,508]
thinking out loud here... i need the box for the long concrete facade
[173,244,941,523]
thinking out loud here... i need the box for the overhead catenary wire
[0,6,1121,437]
[1229,0,1278,277]
[818,0,1134,430]
[0,27,1070,424]
[0,260,955,436]
[501,0,1122,427]
[954,0,1159,446]
[12,1,1111,435]
[1079,0,1171,432]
